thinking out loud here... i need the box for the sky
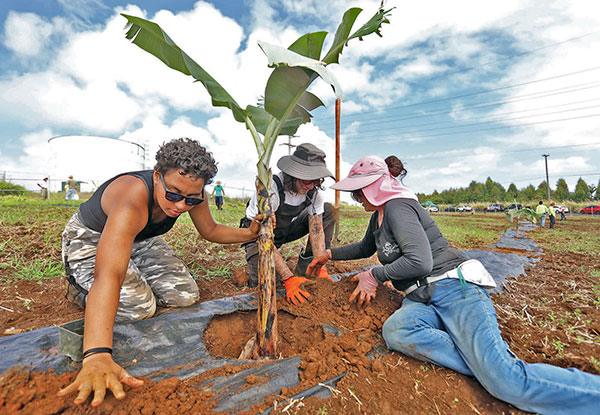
[1,0,599,201]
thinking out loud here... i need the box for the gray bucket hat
[277,143,334,180]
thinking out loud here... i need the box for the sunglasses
[351,189,363,202]
[159,173,204,206]
[299,178,324,186]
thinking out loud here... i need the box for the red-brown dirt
[1,212,599,414]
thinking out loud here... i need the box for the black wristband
[82,347,113,360]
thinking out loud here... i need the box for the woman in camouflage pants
[58,138,261,407]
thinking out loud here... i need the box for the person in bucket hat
[306,155,600,414]
[241,142,335,304]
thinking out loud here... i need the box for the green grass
[0,191,87,207]
[427,214,508,249]
[0,256,64,283]
[0,204,77,225]
[337,205,371,245]
[534,219,600,254]
[189,261,236,281]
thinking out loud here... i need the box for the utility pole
[333,99,341,244]
[542,154,551,201]
[280,135,297,155]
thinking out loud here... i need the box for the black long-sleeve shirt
[331,198,464,303]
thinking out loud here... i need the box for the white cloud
[0,71,144,133]
[3,12,55,56]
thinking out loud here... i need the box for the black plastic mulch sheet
[0,293,306,412]
[492,222,542,251]
[462,249,540,294]
[0,225,542,412]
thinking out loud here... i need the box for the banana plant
[121,4,392,358]
[505,207,540,238]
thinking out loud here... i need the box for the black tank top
[79,170,177,241]
[272,175,315,244]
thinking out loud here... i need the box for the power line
[313,29,600,124]
[315,66,600,122]
[415,31,598,83]
[500,172,600,185]
[339,102,600,138]
[403,142,600,162]
[320,81,600,128]
[343,113,600,143]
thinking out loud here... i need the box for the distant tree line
[416,177,600,205]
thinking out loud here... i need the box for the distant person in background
[384,155,406,181]
[559,207,567,221]
[37,177,49,200]
[549,202,557,229]
[535,200,548,227]
[65,175,78,200]
[212,180,225,210]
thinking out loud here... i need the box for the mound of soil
[0,363,242,415]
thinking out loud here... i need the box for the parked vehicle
[457,205,473,212]
[555,205,569,213]
[506,203,522,211]
[580,205,600,214]
[486,203,505,212]
[426,206,439,213]
[444,206,457,212]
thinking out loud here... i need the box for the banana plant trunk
[254,176,278,358]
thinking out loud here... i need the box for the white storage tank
[47,135,145,193]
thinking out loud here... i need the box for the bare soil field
[1,207,599,414]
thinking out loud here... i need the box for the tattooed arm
[274,249,294,280]
[308,214,326,256]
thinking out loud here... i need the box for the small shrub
[0,180,26,196]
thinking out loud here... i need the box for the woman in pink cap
[307,155,599,415]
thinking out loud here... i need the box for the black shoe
[293,251,313,277]
[63,278,86,309]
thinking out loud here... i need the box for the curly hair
[384,155,407,180]
[154,138,218,184]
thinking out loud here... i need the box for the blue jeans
[382,278,600,415]
[65,188,77,200]
[539,213,546,227]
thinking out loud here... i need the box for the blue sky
[1,0,599,200]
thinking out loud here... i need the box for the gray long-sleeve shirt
[331,198,464,303]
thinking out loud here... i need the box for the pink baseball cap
[332,155,418,206]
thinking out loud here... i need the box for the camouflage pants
[62,212,199,321]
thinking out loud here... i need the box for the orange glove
[317,268,334,281]
[284,276,310,305]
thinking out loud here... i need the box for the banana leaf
[122,13,247,123]
[323,5,393,64]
